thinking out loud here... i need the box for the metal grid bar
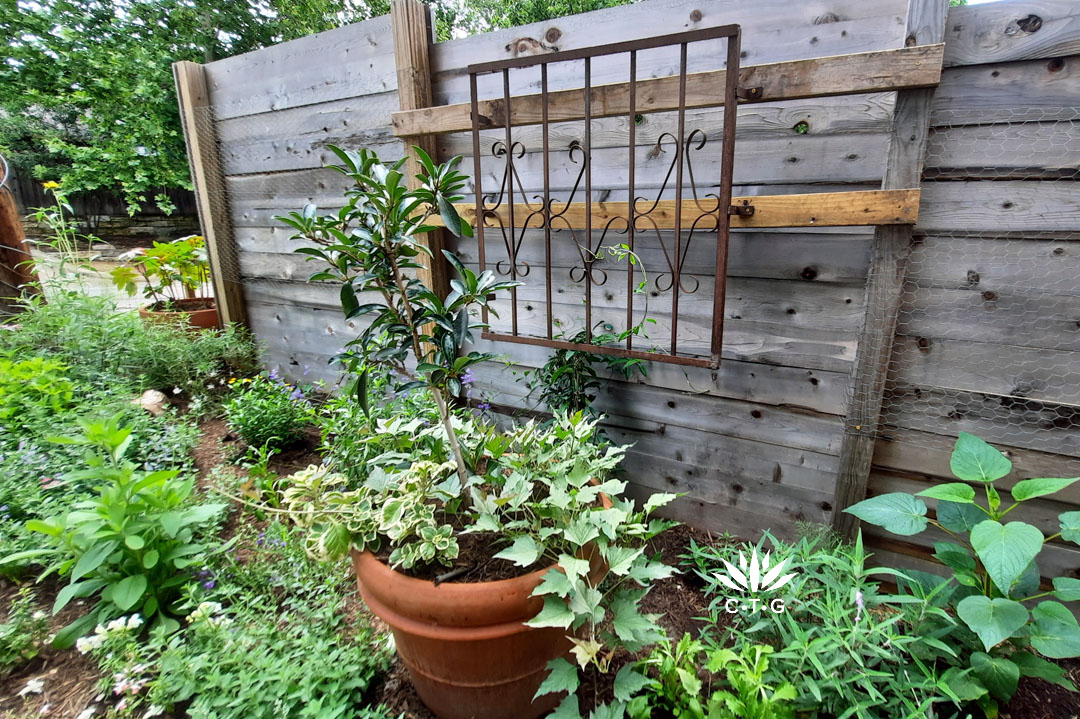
[468,24,742,368]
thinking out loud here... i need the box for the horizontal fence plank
[239,229,872,284]
[917,181,1080,232]
[394,44,944,136]
[205,15,398,120]
[925,121,1080,180]
[908,235,1080,295]
[437,94,896,158]
[943,0,1080,68]
[873,425,1080,487]
[440,189,921,230]
[898,284,1080,352]
[473,361,846,455]
[882,383,1080,458]
[930,56,1080,126]
[432,0,909,92]
[467,339,849,415]
[890,335,1080,406]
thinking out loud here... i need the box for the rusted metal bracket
[736,86,763,101]
[728,201,755,217]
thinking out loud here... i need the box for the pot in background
[138,297,220,330]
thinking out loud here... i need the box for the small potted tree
[110,234,219,329]
[277,147,677,719]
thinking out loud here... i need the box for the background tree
[0,0,386,213]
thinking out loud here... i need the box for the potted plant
[110,234,219,329]
[277,147,678,719]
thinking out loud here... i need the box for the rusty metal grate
[467,25,745,369]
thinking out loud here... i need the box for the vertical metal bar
[503,67,518,336]
[626,50,636,350]
[584,56,593,343]
[469,71,488,328]
[671,42,687,356]
[542,63,553,340]
[711,31,741,367]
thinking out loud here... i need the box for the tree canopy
[0,0,629,212]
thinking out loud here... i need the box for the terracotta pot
[352,546,606,719]
[138,298,220,330]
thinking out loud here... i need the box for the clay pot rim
[140,298,217,315]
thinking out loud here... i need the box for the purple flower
[461,369,475,387]
[269,368,280,380]
[202,580,216,590]
[478,402,491,411]
[854,590,864,622]
[289,387,304,401]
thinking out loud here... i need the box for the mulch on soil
[0,578,102,719]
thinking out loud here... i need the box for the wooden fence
[176,0,1080,581]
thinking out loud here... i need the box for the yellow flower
[42,181,60,189]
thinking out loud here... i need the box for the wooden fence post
[832,0,949,538]
[0,182,39,315]
[391,0,450,299]
[172,60,246,326]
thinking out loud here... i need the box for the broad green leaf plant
[1,415,227,644]
[276,146,518,487]
[845,431,1080,710]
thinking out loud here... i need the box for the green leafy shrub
[0,355,76,431]
[685,529,962,718]
[845,431,1080,711]
[223,373,314,450]
[80,602,394,719]
[3,415,226,642]
[622,634,797,719]
[0,587,50,675]
[0,403,198,570]
[110,235,210,306]
[1,291,258,396]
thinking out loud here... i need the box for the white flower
[32,610,47,620]
[18,678,45,696]
[126,615,144,630]
[39,703,52,715]
[143,706,164,719]
[76,706,98,719]
[76,635,104,654]
[106,617,126,633]
[172,387,182,395]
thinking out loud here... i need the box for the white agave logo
[715,548,797,615]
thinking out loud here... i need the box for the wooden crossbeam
[432,189,920,231]
[392,44,945,137]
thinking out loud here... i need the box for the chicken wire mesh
[874,107,1080,457]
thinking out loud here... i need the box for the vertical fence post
[172,60,246,326]
[391,0,450,299]
[832,0,949,537]
[0,184,38,314]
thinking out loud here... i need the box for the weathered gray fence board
[908,236,1080,294]
[466,337,849,415]
[873,426,1080,486]
[917,181,1080,232]
[925,122,1080,179]
[897,284,1080,352]
[943,0,1080,68]
[930,56,1080,126]
[205,16,398,120]
[188,0,1080,576]
[890,335,1080,406]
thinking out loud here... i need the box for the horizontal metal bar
[432,189,922,230]
[392,44,945,137]
[481,331,718,368]
[467,25,740,75]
